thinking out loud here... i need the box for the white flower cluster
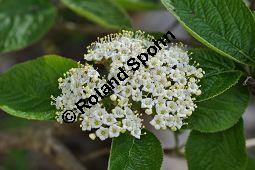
[81,105,142,140]
[52,30,204,140]
[51,64,143,140]
[51,64,100,123]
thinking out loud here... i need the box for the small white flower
[131,128,142,139]
[142,82,155,93]
[109,124,122,138]
[156,105,169,115]
[150,115,166,130]
[131,88,142,101]
[167,101,178,113]
[110,94,117,101]
[141,98,154,109]
[81,117,92,131]
[145,109,152,115]
[122,119,133,131]
[166,115,183,130]
[178,77,187,86]
[102,114,117,126]
[96,127,109,140]
[94,108,107,118]
[124,106,134,116]
[112,106,125,118]
[91,117,102,128]
[121,85,132,98]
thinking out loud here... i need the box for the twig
[164,148,185,157]
[244,66,252,75]
[0,126,86,170]
[164,148,175,155]
[163,132,185,157]
[173,132,179,152]
[243,76,255,95]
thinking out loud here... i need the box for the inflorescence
[51,30,204,140]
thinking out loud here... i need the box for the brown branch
[79,147,110,162]
[164,148,185,157]
[0,127,86,170]
[243,76,255,95]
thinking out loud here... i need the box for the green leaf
[115,0,162,10]
[0,55,77,120]
[246,157,255,170]
[60,0,131,29]
[3,150,29,170]
[188,85,249,132]
[190,48,235,76]
[198,70,242,102]
[108,130,163,170]
[0,0,57,53]
[161,0,255,65]
[190,48,242,102]
[186,119,247,170]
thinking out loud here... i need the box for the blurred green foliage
[2,150,29,170]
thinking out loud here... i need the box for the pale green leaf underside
[60,0,131,29]
[190,48,242,102]
[186,119,247,170]
[0,55,77,120]
[188,85,249,132]
[162,0,255,65]
[108,130,163,170]
[115,0,162,10]
[0,0,57,53]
